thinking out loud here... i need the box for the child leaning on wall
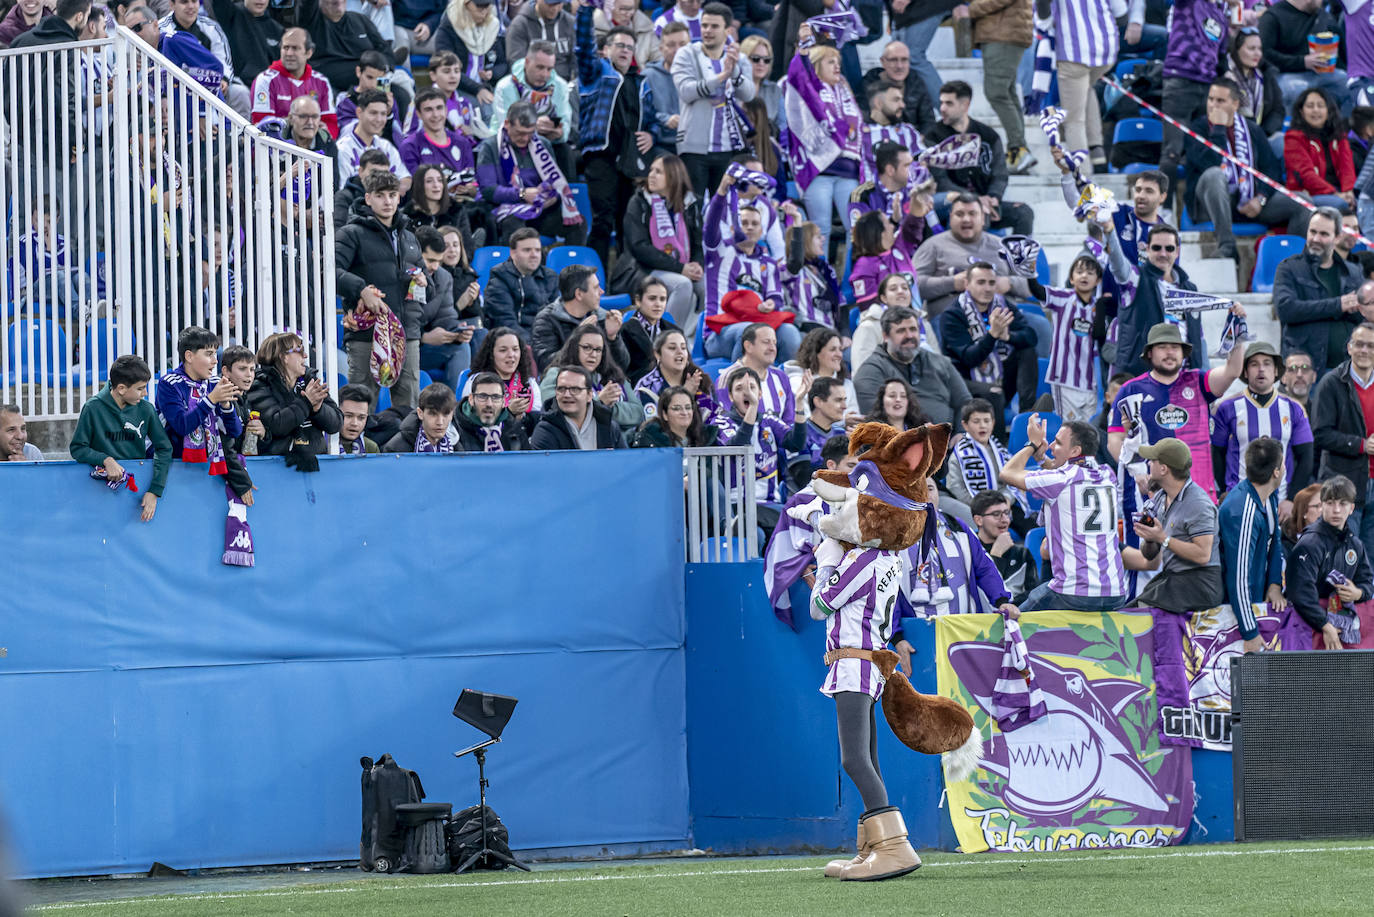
[69,355,174,522]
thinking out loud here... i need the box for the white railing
[0,26,336,420]
[684,446,759,562]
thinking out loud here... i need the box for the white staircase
[921,29,1278,390]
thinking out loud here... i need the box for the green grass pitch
[26,840,1374,917]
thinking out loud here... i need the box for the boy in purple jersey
[1210,341,1315,510]
[1000,415,1129,612]
[1108,322,1248,504]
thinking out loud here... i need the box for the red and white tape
[1098,75,1373,247]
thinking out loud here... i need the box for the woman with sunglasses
[1222,28,1285,142]
[740,36,786,137]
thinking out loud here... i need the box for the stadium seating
[419,370,434,391]
[1178,200,1266,236]
[1108,119,1163,173]
[82,320,129,382]
[1250,234,1304,294]
[472,246,510,290]
[545,246,633,310]
[1024,526,1047,575]
[1035,357,1052,402]
[1009,409,1062,453]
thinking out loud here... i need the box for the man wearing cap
[1274,206,1370,379]
[1109,320,1248,504]
[1131,437,1227,614]
[1211,341,1315,516]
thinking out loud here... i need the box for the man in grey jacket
[671,2,755,201]
[853,306,971,427]
[506,0,576,82]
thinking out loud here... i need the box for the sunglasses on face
[1149,244,1176,252]
[1286,363,1313,373]
[749,55,772,63]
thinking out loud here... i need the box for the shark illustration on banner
[936,611,1193,853]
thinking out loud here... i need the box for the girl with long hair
[617,153,705,326]
[785,326,858,419]
[538,325,646,432]
[633,326,719,423]
[849,210,917,308]
[861,378,927,431]
[1285,88,1356,212]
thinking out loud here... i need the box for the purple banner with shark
[936,611,1193,853]
[1151,605,1315,750]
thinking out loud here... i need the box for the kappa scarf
[951,434,1028,512]
[783,51,862,192]
[1225,116,1257,205]
[991,618,1047,732]
[222,484,255,567]
[957,290,1012,384]
[493,128,581,225]
[647,193,689,259]
[164,367,228,476]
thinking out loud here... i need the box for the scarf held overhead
[958,290,1013,384]
[783,51,861,192]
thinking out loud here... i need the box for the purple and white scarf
[493,128,581,226]
[222,484,255,567]
[510,70,556,118]
[951,434,1030,513]
[725,160,777,192]
[958,290,1013,385]
[803,0,867,47]
[634,309,663,340]
[416,427,457,453]
[1224,115,1257,205]
[917,131,981,171]
[783,51,862,191]
[648,193,689,260]
[339,438,366,455]
[693,41,749,153]
[163,368,229,476]
[90,466,137,491]
[480,425,505,452]
[1025,21,1056,114]
[991,618,1046,732]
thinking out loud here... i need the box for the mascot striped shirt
[816,547,905,701]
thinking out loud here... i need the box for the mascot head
[811,421,951,551]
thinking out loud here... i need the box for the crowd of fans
[6,0,1374,645]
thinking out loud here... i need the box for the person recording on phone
[1129,438,1226,614]
[247,331,343,457]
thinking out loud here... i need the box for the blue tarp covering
[0,452,689,878]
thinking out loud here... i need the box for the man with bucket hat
[1109,321,1248,504]
[1131,437,1227,613]
[1211,340,1315,516]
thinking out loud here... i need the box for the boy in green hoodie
[69,354,174,521]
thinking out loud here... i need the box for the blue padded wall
[0,452,688,878]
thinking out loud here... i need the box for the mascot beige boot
[840,808,921,881]
[823,820,868,877]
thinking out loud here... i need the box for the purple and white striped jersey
[1052,0,1119,67]
[817,547,906,700]
[654,5,701,40]
[1042,286,1098,391]
[1210,391,1314,500]
[713,363,796,425]
[1024,458,1128,597]
[859,121,922,184]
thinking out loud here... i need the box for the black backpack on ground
[445,805,513,871]
[359,754,425,872]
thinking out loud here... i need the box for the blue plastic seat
[1035,357,1053,401]
[1179,200,1266,236]
[545,246,632,309]
[1122,162,1158,176]
[376,386,391,412]
[1114,58,1149,81]
[1008,409,1062,453]
[419,369,434,391]
[7,320,69,384]
[83,319,129,383]
[691,312,707,362]
[472,246,510,290]
[1251,234,1304,293]
[1108,119,1162,173]
[454,368,471,398]
[1024,527,1047,575]
[568,183,593,229]
[1036,249,1050,286]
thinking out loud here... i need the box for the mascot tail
[872,650,984,783]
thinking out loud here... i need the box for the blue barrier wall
[0,452,689,878]
[684,562,1233,852]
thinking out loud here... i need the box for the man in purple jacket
[475,99,587,244]
[1158,0,1229,178]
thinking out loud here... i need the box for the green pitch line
[26,840,1374,917]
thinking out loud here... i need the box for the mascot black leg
[831,692,922,882]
